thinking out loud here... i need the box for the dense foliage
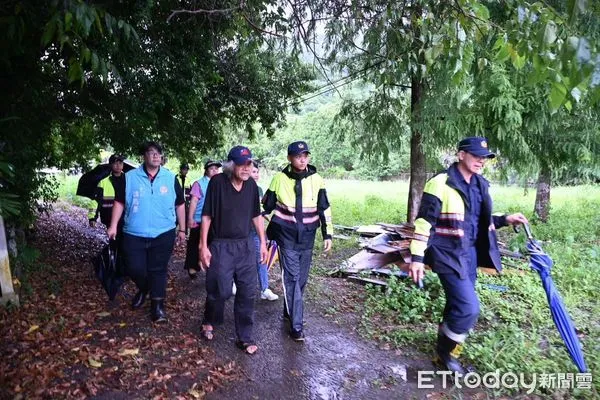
[0,0,311,223]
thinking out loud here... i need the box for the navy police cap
[458,137,495,159]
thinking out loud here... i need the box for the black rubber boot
[151,299,168,323]
[435,331,466,374]
[131,290,147,309]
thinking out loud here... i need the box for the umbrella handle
[513,222,533,240]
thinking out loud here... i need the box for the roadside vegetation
[55,173,600,398]
[326,180,600,398]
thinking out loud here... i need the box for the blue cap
[288,141,310,156]
[458,137,495,159]
[227,146,253,165]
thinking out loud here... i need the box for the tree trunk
[407,76,426,224]
[534,164,551,222]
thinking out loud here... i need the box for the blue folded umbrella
[522,224,588,373]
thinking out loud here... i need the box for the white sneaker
[261,288,279,301]
[232,283,237,296]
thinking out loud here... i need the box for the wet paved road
[175,267,443,400]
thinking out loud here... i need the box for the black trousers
[184,226,201,271]
[122,229,176,299]
[202,238,256,343]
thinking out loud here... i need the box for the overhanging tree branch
[166,6,241,23]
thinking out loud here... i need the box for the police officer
[89,154,127,282]
[88,154,125,230]
[262,141,333,341]
[408,137,528,373]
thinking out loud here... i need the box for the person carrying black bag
[92,154,127,298]
[94,240,124,301]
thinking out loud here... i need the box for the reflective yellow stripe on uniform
[268,169,333,236]
[410,173,466,257]
[410,218,431,257]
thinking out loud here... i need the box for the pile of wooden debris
[331,223,528,287]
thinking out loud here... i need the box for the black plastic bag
[93,241,124,300]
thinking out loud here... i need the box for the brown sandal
[236,341,258,355]
[201,325,214,340]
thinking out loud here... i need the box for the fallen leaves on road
[0,207,239,399]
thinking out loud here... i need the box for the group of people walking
[94,140,333,354]
[90,136,528,369]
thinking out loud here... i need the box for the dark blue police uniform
[437,165,483,339]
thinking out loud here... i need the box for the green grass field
[57,173,599,397]
[325,180,600,398]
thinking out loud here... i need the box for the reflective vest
[192,175,211,223]
[264,164,332,249]
[88,174,122,226]
[97,175,118,226]
[409,164,507,278]
[123,166,177,238]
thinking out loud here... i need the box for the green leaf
[104,13,113,35]
[41,16,57,46]
[95,11,103,34]
[543,22,557,45]
[495,43,511,63]
[471,3,490,20]
[527,69,545,85]
[65,12,73,31]
[99,59,108,81]
[512,53,526,70]
[91,52,99,72]
[81,47,91,63]
[424,48,433,66]
[68,62,83,84]
[549,82,567,111]
[493,36,505,50]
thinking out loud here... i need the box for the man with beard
[199,146,267,355]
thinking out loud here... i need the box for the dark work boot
[151,299,168,323]
[131,290,147,309]
[434,331,466,374]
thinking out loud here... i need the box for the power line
[288,61,385,107]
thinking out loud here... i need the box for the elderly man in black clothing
[199,145,267,355]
